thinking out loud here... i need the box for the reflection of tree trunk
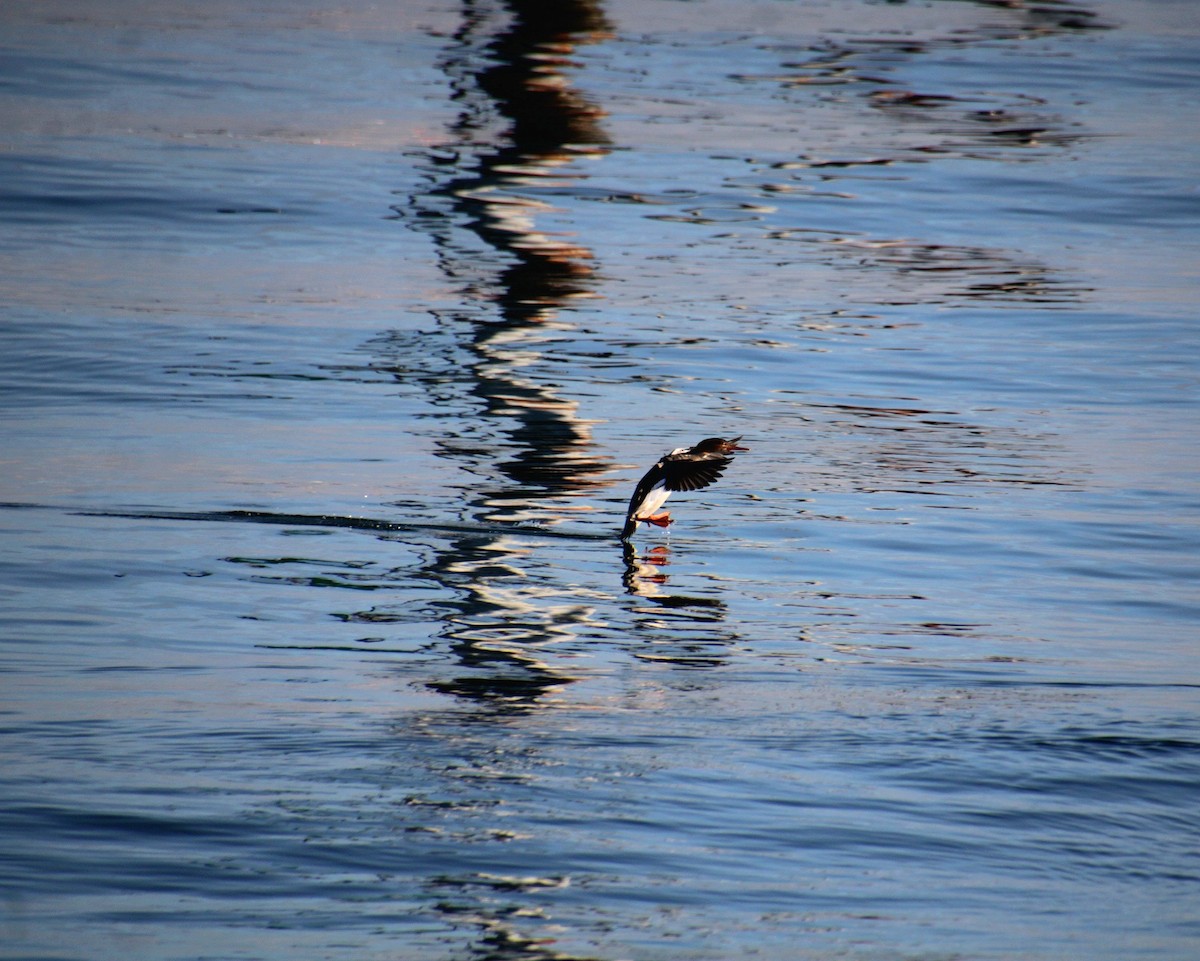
[381,0,617,715]
[477,0,611,151]
[398,0,615,497]
[459,0,612,321]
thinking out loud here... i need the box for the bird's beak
[727,437,749,452]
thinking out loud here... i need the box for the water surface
[2,1,1198,959]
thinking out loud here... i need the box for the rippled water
[2,1,1198,959]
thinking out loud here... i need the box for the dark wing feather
[661,453,732,492]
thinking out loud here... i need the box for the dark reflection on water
[383,0,619,728]
[417,529,585,707]
[388,0,614,501]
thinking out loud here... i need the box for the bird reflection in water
[622,542,672,596]
[620,537,729,613]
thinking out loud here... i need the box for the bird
[621,436,748,540]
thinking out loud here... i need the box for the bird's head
[694,436,749,454]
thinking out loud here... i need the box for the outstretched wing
[661,452,732,492]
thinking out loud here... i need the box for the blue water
[2,1,1198,959]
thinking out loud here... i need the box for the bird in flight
[621,436,748,540]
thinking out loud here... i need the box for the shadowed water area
[1,0,1198,959]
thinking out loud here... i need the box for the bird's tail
[620,515,637,540]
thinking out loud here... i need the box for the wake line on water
[0,501,616,541]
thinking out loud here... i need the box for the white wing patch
[634,479,672,519]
